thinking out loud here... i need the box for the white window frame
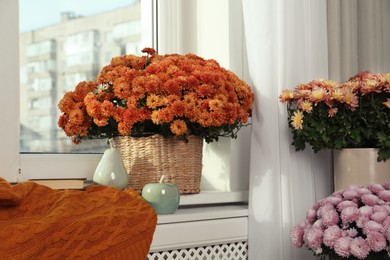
[2,0,249,191]
[0,0,156,183]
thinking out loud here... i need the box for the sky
[19,0,136,32]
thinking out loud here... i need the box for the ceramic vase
[333,148,390,191]
[93,139,128,190]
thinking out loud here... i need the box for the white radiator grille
[148,241,248,260]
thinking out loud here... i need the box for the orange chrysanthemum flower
[279,90,294,102]
[58,48,254,143]
[170,120,187,136]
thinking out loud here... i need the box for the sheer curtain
[328,0,390,81]
[243,0,390,259]
[242,0,332,259]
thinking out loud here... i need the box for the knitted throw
[0,178,157,260]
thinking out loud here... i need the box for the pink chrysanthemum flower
[373,205,389,213]
[343,189,359,200]
[383,217,390,230]
[337,200,358,211]
[361,194,381,206]
[366,231,387,252]
[317,203,334,218]
[290,225,305,248]
[290,182,390,258]
[357,187,372,196]
[305,227,323,251]
[364,220,384,233]
[306,208,317,223]
[332,190,343,197]
[334,237,352,258]
[322,209,340,227]
[346,228,358,238]
[350,237,369,259]
[386,227,390,241]
[382,182,390,190]
[371,211,388,224]
[324,196,343,206]
[341,206,360,224]
[368,184,385,194]
[379,190,390,202]
[356,216,369,229]
[323,225,342,248]
[359,205,373,218]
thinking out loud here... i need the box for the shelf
[179,190,248,206]
[157,204,248,224]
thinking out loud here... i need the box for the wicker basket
[113,134,203,194]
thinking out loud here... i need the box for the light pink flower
[350,237,369,259]
[371,211,388,224]
[317,203,334,218]
[323,225,342,248]
[383,217,390,229]
[291,225,305,247]
[357,187,372,196]
[341,206,360,224]
[322,209,340,227]
[305,227,323,250]
[356,216,369,229]
[385,227,390,241]
[334,237,352,258]
[382,182,390,190]
[378,190,390,202]
[374,205,389,213]
[364,220,384,233]
[324,196,343,206]
[332,190,343,197]
[337,200,358,211]
[366,231,387,252]
[368,184,385,194]
[346,228,358,238]
[306,208,317,223]
[361,194,380,206]
[343,189,359,200]
[359,205,373,218]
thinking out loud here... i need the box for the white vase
[93,139,128,190]
[333,148,390,191]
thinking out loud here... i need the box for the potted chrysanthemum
[291,183,390,260]
[58,47,254,193]
[279,71,390,162]
[279,71,390,190]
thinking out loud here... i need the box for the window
[0,0,156,182]
[19,0,154,155]
[1,0,248,188]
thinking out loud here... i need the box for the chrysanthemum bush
[58,48,254,144]
[279,71,390,162]
[291,184,390,260]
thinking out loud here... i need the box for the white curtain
[328,0,390,81]
[242,0,332,259]
[243,0,390,259]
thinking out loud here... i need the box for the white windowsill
[179,190,248,206]
[157,204,248,224]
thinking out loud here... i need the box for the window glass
[19,0,146,153]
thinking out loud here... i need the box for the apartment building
[19,2,141,153]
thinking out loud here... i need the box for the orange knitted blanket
[0,178,157,260]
